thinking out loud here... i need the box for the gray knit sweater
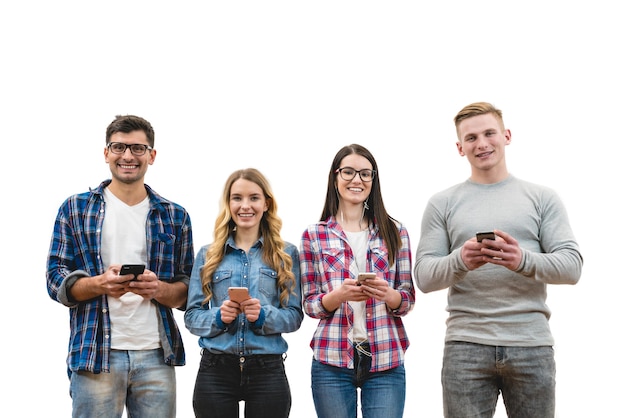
[414,175,583,346]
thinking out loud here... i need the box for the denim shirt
[185,236,303,356]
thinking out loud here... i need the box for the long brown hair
[200,168,295,306]
[320,144,401,265]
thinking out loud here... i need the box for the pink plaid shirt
[299,217,415,372]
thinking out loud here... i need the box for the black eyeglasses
[335,167,376,182]
[107,142,153,156]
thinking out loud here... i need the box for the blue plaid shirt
[46,180,194,374]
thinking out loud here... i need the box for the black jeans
[193,350,291,418]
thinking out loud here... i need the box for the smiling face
[456,113,511,183]
[229,178,268,234]
[104,130,155,185]
[335,153,373,206]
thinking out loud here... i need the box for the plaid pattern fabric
[46,180,194,373]
[300,217,415,372]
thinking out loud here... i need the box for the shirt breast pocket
[258,268,279,303]
[212,270,233,303]
[370,247,390,273]
[320,247,345,273]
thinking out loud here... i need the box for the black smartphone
[476,232,496,242]
[120,264,145,280]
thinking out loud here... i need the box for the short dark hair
[105,115,155,147]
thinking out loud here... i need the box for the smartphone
[476,232,496,242]
[356,272,376,285]
[120,264,145,280]
[228,287,251,303]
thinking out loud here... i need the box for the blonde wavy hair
[200,168,296,306]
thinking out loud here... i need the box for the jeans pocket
[199,352,218,370]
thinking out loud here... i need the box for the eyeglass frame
[107,142,154,156]
[335,167,377,182]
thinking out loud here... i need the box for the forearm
[415,249,469,293]
[69,274,105,302]
[384,289,403,311]
[321,290,343,312]
[154,280,188,308]
[518,248,583,285]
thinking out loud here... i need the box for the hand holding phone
[228,287,251,303]
[356,272,376,286]
[120,264,145,281]
[476,231,502,260]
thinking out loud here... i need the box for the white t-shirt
[346,229,368,342]
[102,188,160,350]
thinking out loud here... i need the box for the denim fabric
[185,239,303,356]
[69,348,176,418]
[442,342,556,418]
[192,351,291,418]
[311,347,406,418]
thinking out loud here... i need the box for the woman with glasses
[184,168,303,418]
[299,144,416,418]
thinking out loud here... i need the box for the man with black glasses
[46,115,194,417]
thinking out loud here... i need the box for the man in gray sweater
[414,102,583,418]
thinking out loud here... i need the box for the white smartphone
[356,272,376,285]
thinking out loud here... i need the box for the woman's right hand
[220,299,241,324]
[321,279,370,311]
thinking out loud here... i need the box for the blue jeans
[192,350,291,418]
[311,347,406,418]
[442,342,556,418]
[69,348,176,418]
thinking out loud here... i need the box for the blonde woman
[185,168,303,418]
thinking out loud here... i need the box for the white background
[1,1,623,417]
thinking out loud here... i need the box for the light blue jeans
[69,348,176,418]
[442,342,556,418]
[311,350,406,418]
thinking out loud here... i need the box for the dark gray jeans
[442,342,555,418]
